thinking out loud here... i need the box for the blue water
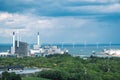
[0,44,12,52]
[0,44,120,56]
[56,44,120,55]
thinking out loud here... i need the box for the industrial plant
[0,32,68,57]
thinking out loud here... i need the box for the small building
[0,52,9,57]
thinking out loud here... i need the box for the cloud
[66,3,120,15]
[0,12,88,35]
[0,0,120,43]
[79,0,119,3]
[0,12,53,36]
[0,11,120,42]
[0,0,120,17]
[0,12,100,43]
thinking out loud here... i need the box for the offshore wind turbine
[84,41,86,48]
[109,42,112,49]
[73,42,75,48]
[62,42,64,48]
[96,42,99,49]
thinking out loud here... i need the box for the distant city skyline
[0,0,120,44]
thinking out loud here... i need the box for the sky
[0,0,120,44]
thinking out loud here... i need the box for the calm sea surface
[0,44,120,56]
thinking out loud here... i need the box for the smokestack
[37,32,40,47]
[13,32,15,48]
[12,32,15,54]
[17,31,19,47]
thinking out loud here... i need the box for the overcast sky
[0,0,120,44]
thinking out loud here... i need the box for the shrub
[37,70,68,80]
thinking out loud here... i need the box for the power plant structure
[10,32,15,55]
[0,32,67,57]
[29,32,66,57]
[15,40,29,57]
[10,32,29,57]
[30,32,44,56]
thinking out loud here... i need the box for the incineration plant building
[10,32,29,57]
[9,32,67,57]
[15,40,29,57]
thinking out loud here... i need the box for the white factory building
[29,32,66,57]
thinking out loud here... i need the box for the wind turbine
[96,42,99,49]
[73,42,75,48]
[84,41,86,48]
[62,42,64,48]
[109,42,112,49]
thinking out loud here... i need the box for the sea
[0,44,120,56]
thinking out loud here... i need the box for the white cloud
[69,0,119,3]
[67,3,120,13]
[102,3,120,12]
[0,12,54,35]
[0,9,119,43]
[0,12,96,39]
[0,0,120,43]
[87,0,119,3]
[0,12,12,20]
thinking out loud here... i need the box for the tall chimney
[37,32,40,47]
[12,32,15,54]
[13,32,15,47]
[17,31,19,47]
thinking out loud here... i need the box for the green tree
[1,71,21,80]
[37,70,68,80]
[2,71,10,80]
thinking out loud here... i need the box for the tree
[1,71,10,80]
[1,71,21,80]
[37,70,68,80]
